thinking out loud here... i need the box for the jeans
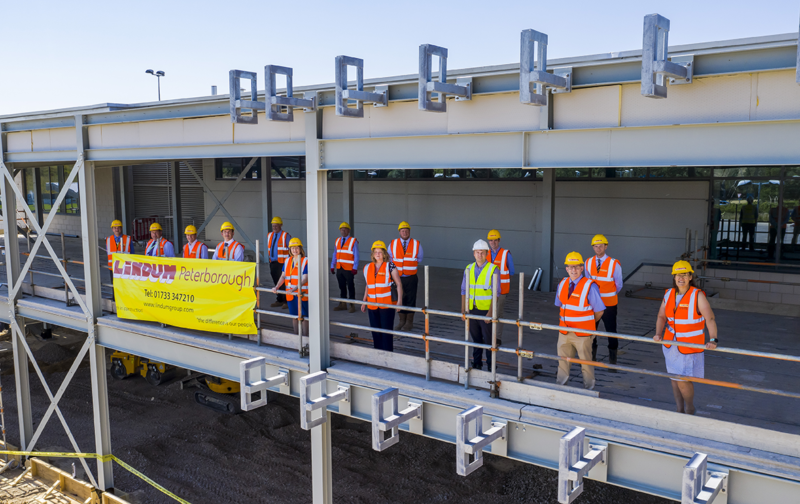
[468,307,493,370]
[368,308,395,352]
[336,268,356,300]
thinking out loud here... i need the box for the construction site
[0,13,799,504]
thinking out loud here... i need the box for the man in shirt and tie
[555,252,605,390]
[331,222,359,313]
[145,223,175,257]
[584,234,623,368]
[389,221,423,331]
[267,217,291,308]
[213,222,244,261]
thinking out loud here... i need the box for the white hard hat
[473,239,490,251]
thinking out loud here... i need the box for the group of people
[105,220,245,262]
[738,197,800,257]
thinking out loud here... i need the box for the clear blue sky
[1,0,798,115]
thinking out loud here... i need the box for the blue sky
[1,0,798,115]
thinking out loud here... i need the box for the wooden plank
[29,458,98,504]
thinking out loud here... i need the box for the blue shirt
[584,254,623,294]
[145,239,175,258]
[490,248,515,276]
[330,235,360,272]
[460,261,500,296]
[554,278,605,312]
[389,239,423,277]
[269,230,291,262]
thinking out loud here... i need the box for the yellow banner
[112,254,257,334]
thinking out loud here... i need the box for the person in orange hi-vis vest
[487,230,514,344]
[267,216,292,309]
[331,222,359,313]
[106,220,134,267]
[653,261,718,415]
[273,238,309,337]
[145,223,175,257]
[361,241,403,352]
[213,222,244,261]
[584,234,623,369]
[389,221,423,332]
[555,252,606,390]
[182,225,208,259]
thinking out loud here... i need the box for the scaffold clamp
[300,371,350,430]
[418,44,472,113]
[641,14,694,98]
[520,29,572,106]
[229,70,265,124]
[239,357,288,411]
[336,56,388,118]
[456,406,507,476]
[371,387,422,451]
[265,65,316,122]
[682,453,728,504]
[558,427,607,503]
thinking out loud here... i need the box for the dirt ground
[0,327,669,504]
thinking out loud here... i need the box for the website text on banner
[112,254,257,334]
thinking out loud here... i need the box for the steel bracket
[682,453,728,504]
[668,55,695,85]
[264,65,316,123]
[239,357,288,411]
[299,371,350,430]
[456,406,507,476]
[520,30,571,106]
[229,70,264,125]
[371,387,422,451]
[641,14,692,98]
[558,427,608,503]
[336,56,388,118]
[418,44,471,113]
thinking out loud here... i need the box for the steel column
[76,115,113,490]
[304,102,333,504]
[540,168,556,292]
[169,161,183,250]
[261,156,272,261]
[117,166,128,235]
[342,170,354,237]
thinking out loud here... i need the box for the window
[215,158,263,180]
[60,165,80,215]
[271,157,305,179]
[39,166,60,212]
[24,170,36,212]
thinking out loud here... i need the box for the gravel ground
[0,329,669,504]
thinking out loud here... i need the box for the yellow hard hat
[185,225,197,235]
[371,240,387,250]
[289,237,303,247]
[149,222,162,232]
[564,252,583,265]
[220,221,235,231]
[398,221,410,230]
[672,260,694,275]
[271,216,283,225]
[111,220,122,228]
[591,234,608,246]
[487,229,501,240]
[339,222,350,229]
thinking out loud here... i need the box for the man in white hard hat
[213,222,244,261]
[461,239,499,371]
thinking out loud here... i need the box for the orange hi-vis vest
[366,262,393,310]
[663,287,706,355]
[492,248,511,295]
[217,240,243,261]
[335,236,357,271]
[285,256,309,302]
[267,231,289,263]
[106,235,131,267]
[146,237,170,257]
[183,240,206,259]
[585,256,620,307]
[557,277,598,337]
[390,238,419,276]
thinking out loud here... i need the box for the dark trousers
[270,261,286,303]
[336,268,356,300]
[399,275,418,314]
[592,304,618,352]
[740,223,756,251]
[368,308,395,352]
[469,307,493,370]
[768,227,786,258]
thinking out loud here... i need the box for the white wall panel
[184,115,231,146]
[31,130,51,151]
[322,106,371,140]
[49,128,76,151]
[750,69,800,121]
[96,123,139,149]
[233,112,293,144]
[554,85,621,130]
[370,100,448,138]
[528,129,610,167]
[138,119,184,147]
[448,93,541,134]
[7,131,31,153]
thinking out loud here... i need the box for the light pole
[145,69,165,101]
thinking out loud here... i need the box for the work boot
[348,304,356,313]
[609,349,618,373]
[281,302,288,309]
[402,312,415,331]
[333,302,347,311]
[394,313,407,331]
[270,301,282,307]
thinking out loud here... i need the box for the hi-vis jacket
[663,287,706,354]
[557,277,598,337]
[585,256,620,307]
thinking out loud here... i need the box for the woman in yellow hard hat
[331,222,359,313]
[213,222,244,261]
[653,261,718,415]
[267,216,292,308]
[272,237,308,335]
[361,240,403,352]
[183,225,208,259]
[145,222,175,257]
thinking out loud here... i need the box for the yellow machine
[109,351,174,386]
[193,376,242,414]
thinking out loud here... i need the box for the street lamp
[145,69,165,101]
